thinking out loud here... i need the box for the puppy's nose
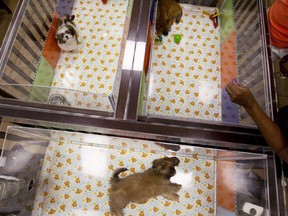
[65,35,69,39]
[163,31,169,36]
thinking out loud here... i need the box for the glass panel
[0,83,114,111]
[0,0,134,114]
[0,126,274,215]
[140,0,270,126]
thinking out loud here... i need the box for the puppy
[109,157,182,216]
[156,0,182,36]
[55,15,80,52]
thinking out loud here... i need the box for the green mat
[30,56,54,102]
[138,71,146,116]
[220,0,235,44]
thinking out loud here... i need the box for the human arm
[226,81,288,163]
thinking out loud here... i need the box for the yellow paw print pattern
[33,131,215,215]
[50,0,130,111]
[148,5,221,121]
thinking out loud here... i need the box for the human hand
[226,80,257,109]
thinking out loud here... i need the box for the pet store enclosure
[0,0,285,215]
[0,0,275,127]
[0,126,281,215]
[0,0,137,116]
[139,0,273,125]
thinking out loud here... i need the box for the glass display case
[138,0,273,126]
[0,0,135,116]
[0,0,274,125]
[0,126,280,215]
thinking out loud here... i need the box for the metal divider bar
[114,0,142,119]
[126,0,152,120]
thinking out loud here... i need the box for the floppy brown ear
[156,6,160,20]
[157,4,168,21]
[171,157,180,166]
[167,6,173,20]
[152,159,163,170]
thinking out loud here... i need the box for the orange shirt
[269,0,288,48]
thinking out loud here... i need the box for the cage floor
[147,5,221,121]
[32,132,216,216]
[46,0,131,111]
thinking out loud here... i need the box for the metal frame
[126,0,152,120]
[0,98,114,117]
[115,0,143,119]
[0,101,266,148]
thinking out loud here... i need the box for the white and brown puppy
[156,0,182,36]
[55,15,80,52]
[109,157,182,216]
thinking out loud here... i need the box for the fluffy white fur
[55,19,79,52]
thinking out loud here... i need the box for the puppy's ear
[152,159,163,172]
[67,25,76,36]
[157,4,168,21]
[57,17,65,28]
[156,6,161,21]
[171,157,180,166]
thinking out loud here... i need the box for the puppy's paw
[175,184,182,191]
[110,207,124,216]
[163,193,180,202]
[173,193,180,202]
[136,199,149,204]
[170,183,182,192]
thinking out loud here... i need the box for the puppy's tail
[111,168,128,184]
